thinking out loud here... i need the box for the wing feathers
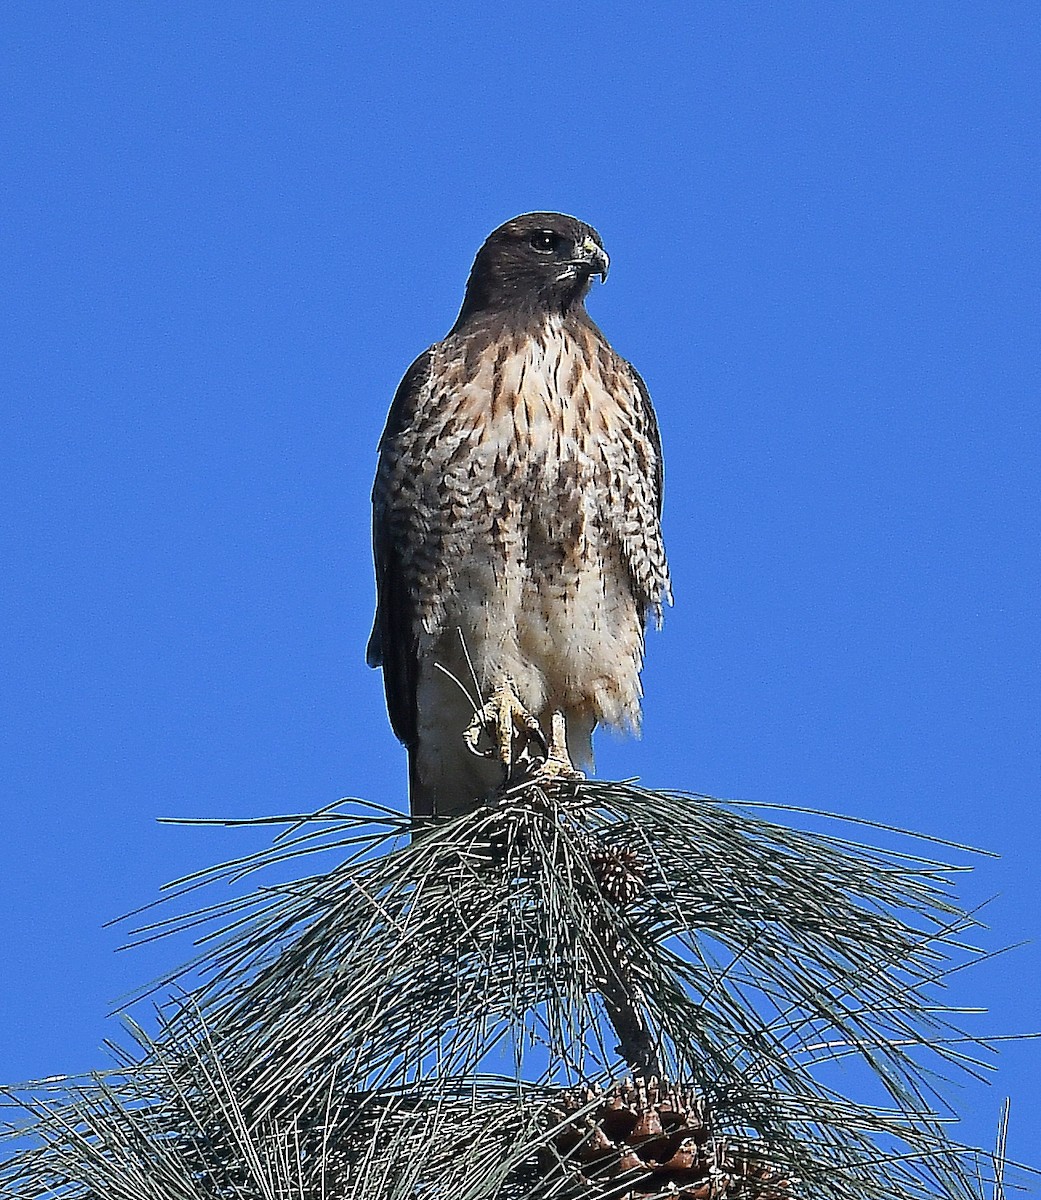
[368,349,433,748]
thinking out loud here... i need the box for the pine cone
[545,1078,793,1198]
[588,846,646,907]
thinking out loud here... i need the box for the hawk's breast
[446,317,625,495]
[407,316,652,731]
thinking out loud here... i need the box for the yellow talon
[463,675,546,776]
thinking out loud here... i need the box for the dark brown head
[452,212,610,327]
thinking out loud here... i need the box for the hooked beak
[573,235,610,283]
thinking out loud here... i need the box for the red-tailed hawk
[368,213,670,818]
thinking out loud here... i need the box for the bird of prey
[368,212,670,819]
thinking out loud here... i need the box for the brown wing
[609,355,671,622]
[627,362,665,519]
[366,348,432,749]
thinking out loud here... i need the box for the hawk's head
[455,212,610,325]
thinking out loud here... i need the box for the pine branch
[2,779,1034,1199]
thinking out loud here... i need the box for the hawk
[368,212,670,819]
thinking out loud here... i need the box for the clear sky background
[2,0,1038,1173]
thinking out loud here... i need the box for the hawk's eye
[529,230,560,254]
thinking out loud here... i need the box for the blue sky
[2,0,1038,1169]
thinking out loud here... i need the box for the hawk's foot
[463,675,547,778]
[534,711,585,784]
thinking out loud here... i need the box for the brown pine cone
[543,1078,793,1198]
